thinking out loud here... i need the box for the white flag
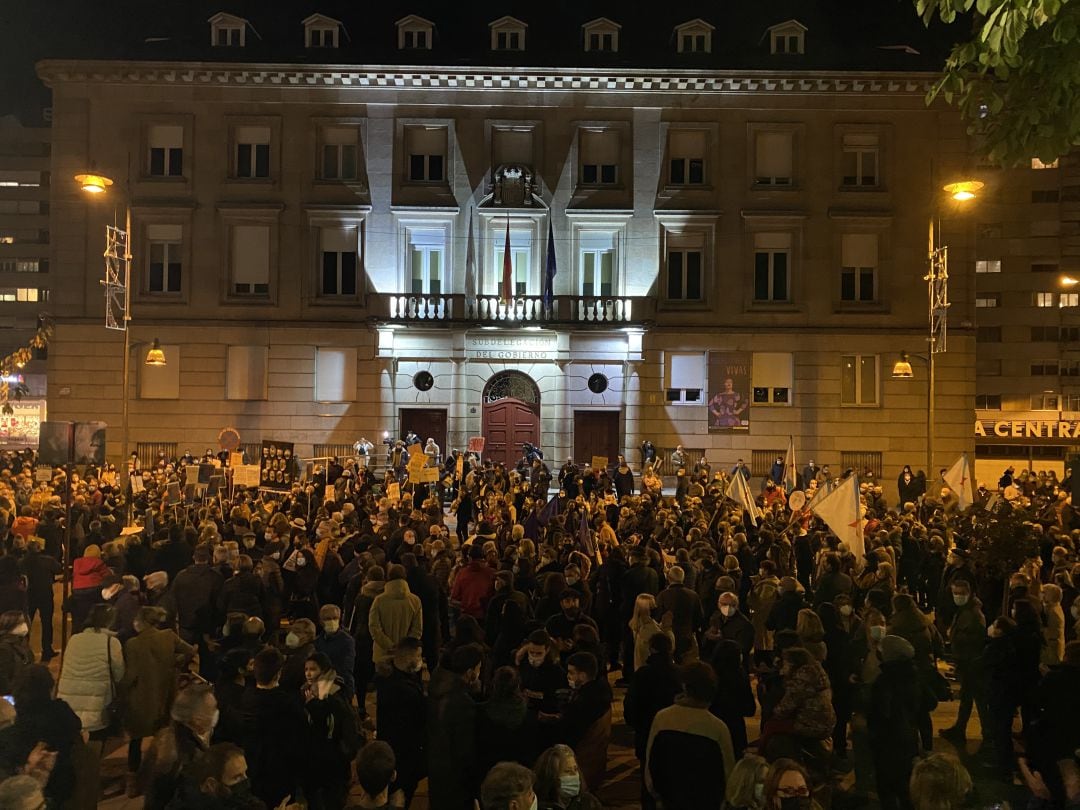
[726,471,763,526]
[812,474,865,560]
[464,209,478,310]
[943,453,975,510]
[782,436,798,494]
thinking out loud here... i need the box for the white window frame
[147,125,184,178]
[841,354,879,406]
[668,129,707,186]
[840,133,879,187]
[397,16,434,50]
[304,15,340,48]
[753,232,791,303]
[975,258,1002,273]
[840,233,878,304]
[582,18,620,52]
[320,226,359,297]
[407,228,446,296]
[675,19,713,53]
[1061,292,1079,308]
[491,227,534,297]
[1035,292,1055,307]
[768,21,805,55]
[578,231,616,297]
[229,224,271,298]
[321,126,359,180]
[209,13,246,47]
[665,351,705,405]
[490,18,527,51]
[752,352,794,406]
[665,237,704,303]
[147,224,183,296]
[975,294,1000,308]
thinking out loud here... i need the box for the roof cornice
[36,59,940,95]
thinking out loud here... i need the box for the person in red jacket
[10,507,38,543]
[68,544,111,631]
[450,544,495,620]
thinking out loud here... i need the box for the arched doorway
[482,370,541,468]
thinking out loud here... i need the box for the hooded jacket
[368,579,423,663]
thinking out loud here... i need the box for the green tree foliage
[917,0,1080,165]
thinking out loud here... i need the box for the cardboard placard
[407,453,427,474]
[165,482,181,506]
[207,475,226,497]
[233,465,261,488]
[198,463,215,484]
[419,466,440,483]
[455,455,464,479]
[386,482,401,503]
[467,436,485,454]
[35,466,52,483]
[131,475,145,494]
[591,456,609,471]
[229,451,244,468]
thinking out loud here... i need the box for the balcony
[371,293,654,327]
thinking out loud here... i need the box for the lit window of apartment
[1061,293,1079,307]
[840,133,878,187]
[580,129,619,185]
[209,12,246,46]
[234,126,271,179]
[582,18,620,52]
[147,125,183,177]
[675,19,713,53]
[407,229,445,296]
[304,15,340,48]
[321,127,359,180]
[668,130,706,186]
[0,260,45,273]
[230,224,270,297]
[665,352,704,404]
[0,288,47,303]
[841,355,878,406]
[975,294,1000,308]
[754,130,793,186]
[396,15,434,50]
[975,258,1001,273]
[579,232,615,297]
[768,20,806,55]
[147,224,182,294]
[489,16,526,51]
[840,234,878,303]
[404,126,447,183]
[1035,292,1055,307]
[320,227,358,296]
[753,233,791,303]
[0,171,40,188]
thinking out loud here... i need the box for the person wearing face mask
[723,753,768,810]
[556,652,612,795]
[0,610,33,694]
[934,546,976,635]
[279,619,317,694]
[486,570,529,644]
[763,759,819,810]
[546,591,599,661]
[165,741,283,810]
[532,744,601,810]
[938,581,986,745]
[703,592,754,670]
[315,603,356,702]
[563,564,593,614]
[374,638,427,805]
[301,652,358,810]
[144,683,219,809]
[515,630,566,722]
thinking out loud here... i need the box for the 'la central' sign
[465,333,558,361]
[975,419,1080,439]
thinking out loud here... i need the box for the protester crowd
[0,443,1078,810]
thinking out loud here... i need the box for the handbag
[103,633,123,733]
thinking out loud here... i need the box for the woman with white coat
[57,603,125,749]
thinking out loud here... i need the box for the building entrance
[482,371,540,468]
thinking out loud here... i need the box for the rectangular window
[977,325,1002,342]
[226,346,268,400]
[495,30,521,50]
[1031,393,1060,410]
[975,294,1000,308]
[1061,293,1079,307]
[668,130,706,185]
[1031,359,1060,376]
[754,130,793,186]
[321,127,358,180]
[315,347,357,402]
[408,228,445,296]
[307,27,337,48]
[588,31,615,51]
[975,394,1002,409]
[841,354,878,405]
[841,133,879,186]
[147,224,182,294]
[666,243,703,301]
[580,129,619,185]
[1063,361,1080,377]
[665,352,705,404]
[231,224,270,296]
[0,259,45,273]
[975,259,1002,273]
[753,232,791,302]
[405,126,446,182]
[148,125,183,177]
[579,232,614,297]
[1032,262,1059,273]
[492,229,531,296]
[320,227,358,296]
[0,288,47,303]
[1032,326,1059,341]
[235,126,271,178]
[215,26,242,46]
[752,352,793,405]
[0,171,40,187]
[840,233,878,302]
[1035,292,1055,307]
[402,29,428,49]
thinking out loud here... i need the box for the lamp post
[75,171,166,502]
[892,178,982,476]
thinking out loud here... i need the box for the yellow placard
[407,443,425,458]
[229,452,244,467]
[456,455,464,479]
[591,456,609,471]
[387,482,401,503]
[419,467,440,483]
[407,453,427,473]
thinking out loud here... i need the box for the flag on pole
[537,495,560,527]
[726,470,763,526]
[464,208,477,310]
[812,474,865,560]
[577,509,595,556]
[501,216,513,303]
[543,218,557,310]
[782,436,798,494]
[943,453,975,510]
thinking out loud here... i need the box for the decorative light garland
[0,314,52,414]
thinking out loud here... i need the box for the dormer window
[675,19,714,54]
[583,18,620,52]
[490,16,526,51]
[397,15,434,50]
[209,13,247,47]
[304,14,341,48]
[768,20,806,55]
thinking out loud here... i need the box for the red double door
[482,397,540,468]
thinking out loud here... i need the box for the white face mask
[210,708,220,729]
[869,625,886,641]
[839,605,853,617]
[285,632,301,649]
[322,620,339,634]
[559,774,581,798]
[754,783,765,802]
[295,556,307,568]
[11,623,29,638]
[954,595,969,606]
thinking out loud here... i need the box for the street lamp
[75,170,166,497]
[893,177,980,475]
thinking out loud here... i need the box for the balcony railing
[373,293,654,326]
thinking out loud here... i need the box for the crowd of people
[0,443,1078,810]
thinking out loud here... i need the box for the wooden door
[399,408,447,459]
[574,410,620,469]
[483,397,540,468]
